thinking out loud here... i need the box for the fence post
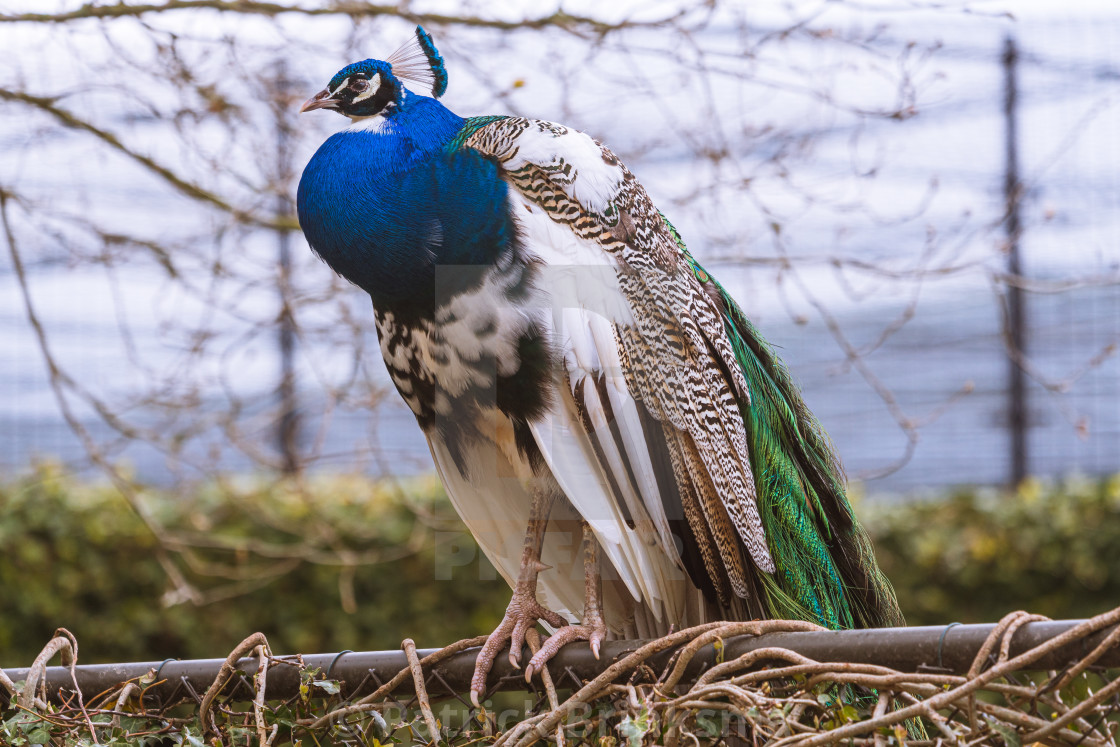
[275,61,300,475]
[1003,35,1028,487]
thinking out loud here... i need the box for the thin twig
[199,632,269,739]
[305,635,487,728]
[526,629,564,747]
[252,644,274,747]
[403,638,440,745]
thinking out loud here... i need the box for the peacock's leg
[523,521,607,682]
[470,486,567,707]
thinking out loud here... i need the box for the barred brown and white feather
[464,117,774,580]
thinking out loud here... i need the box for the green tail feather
[667,220,920,736]
[662,216,904,630]
[728,307,855,628]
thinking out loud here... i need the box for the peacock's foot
[524,607,607,682]
[470,581,567,707]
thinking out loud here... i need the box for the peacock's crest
[386,25,448,99]
[300,27,448,118]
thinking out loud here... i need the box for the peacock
[296,26,904,705]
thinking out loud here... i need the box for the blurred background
[1,1,1117,664]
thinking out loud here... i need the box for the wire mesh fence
[5,608,1120,745]
[0,4,1117,496]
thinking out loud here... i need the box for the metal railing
[5,618,1117,707]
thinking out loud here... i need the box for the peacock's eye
[350,79,370,93]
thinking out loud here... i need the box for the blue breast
[297,95,516,310]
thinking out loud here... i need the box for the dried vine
[4,608,1119,745]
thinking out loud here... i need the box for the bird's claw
[469,591,567,706]
[523,615,607,683]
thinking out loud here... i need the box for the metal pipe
[3,620,1115,707]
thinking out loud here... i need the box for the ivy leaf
[990,721,1020,747]
[25,728,50,746]
[312,679,341,695]
[617,707,651,747]
[696,712,723,738]
[1064,673,1092,702]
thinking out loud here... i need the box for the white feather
[347,112,389,132]
[501,124,624,214]
[514,194,693,624]
[428,436,578,621]
[587,313,683,565]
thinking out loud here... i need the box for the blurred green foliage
[863,474,1120,625]
[0,465,508,666]
[2,466,1119,669]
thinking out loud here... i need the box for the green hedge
[2,467,1118,667]
[0,466,509,665]
[863,474,1120,625]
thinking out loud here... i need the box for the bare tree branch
[0,2,684,33]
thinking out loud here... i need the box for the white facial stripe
[328,76,350,96]
[351,72,381,104]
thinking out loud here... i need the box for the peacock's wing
[458,116,903,630]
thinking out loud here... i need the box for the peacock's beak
[299,89,338,113]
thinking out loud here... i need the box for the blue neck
[299,92,505,310]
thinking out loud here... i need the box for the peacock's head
[300,59,399,118]
[300,26,448,119]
